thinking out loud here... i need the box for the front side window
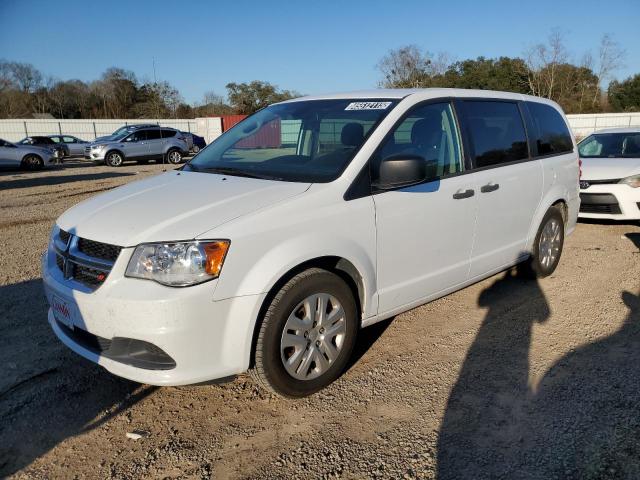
[463,101,528,168]
[578,133,640,158]
[62,136,76,143]
[125,131,147,142]
[526,102,573,156]
[372,102,463,183]
[186,99,398,182]
[50,136,61,143]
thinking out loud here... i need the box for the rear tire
[520,205,565,278]
[105,151,124,167]
[166,149,182,164]
[250,268,358,398]
[22,154,44,171]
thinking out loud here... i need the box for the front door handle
[481,182,500,193]
[453,188,475,199]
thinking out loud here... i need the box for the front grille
[59,229,70,245]
[77,237,121,262]
[72,264,107,287]
[53,230,122,291]
[580,193,622,214]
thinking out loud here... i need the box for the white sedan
[578,128,640,220]
[0,138,58,170]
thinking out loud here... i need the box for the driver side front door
[373,101,477,316]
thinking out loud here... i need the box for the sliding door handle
[481,182,500,193]
[453,188,475,199]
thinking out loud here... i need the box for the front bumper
[84,149,106,161]
[578,183,640,220]
[41,249,266,385]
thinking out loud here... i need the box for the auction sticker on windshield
[345,101,392,110]
[52,295,76,329]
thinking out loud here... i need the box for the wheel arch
[526,190,570,252]
[21,152,43,163]
[248,255,366,369]
[104,149,125,161]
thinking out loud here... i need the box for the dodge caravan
[42,89,579,397]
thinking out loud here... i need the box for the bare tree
[591,34,625,107]
[377,45,433,88]
[524,29,569,99]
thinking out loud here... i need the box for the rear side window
[145,129,162,140]
[526,102,573,156]
[161,129,176,138]
[463,101,528,168]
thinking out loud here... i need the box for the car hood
[93,135,116,143]
[581,157,640,180]
[56,171,311,247]
[20,144,54,155]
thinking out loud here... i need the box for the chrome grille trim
[53,229,122,291]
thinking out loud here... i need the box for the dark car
[17,136,68,160]
[191,133,206,153]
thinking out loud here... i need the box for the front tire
[105,151,124,167]
[251,268,358,398]
[522,205,565,278]
[166,149,182,164]
[22,154,44,171]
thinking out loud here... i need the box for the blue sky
[1,0,639,104]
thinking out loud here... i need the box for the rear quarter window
[526,102,573,156]
[462,101,529,168]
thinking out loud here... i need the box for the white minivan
[42,89,579,397]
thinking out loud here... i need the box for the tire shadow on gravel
[0,172,135,190]
[437,270,640,479]
[0,279,155,477]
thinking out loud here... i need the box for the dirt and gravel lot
[0,160,639,479]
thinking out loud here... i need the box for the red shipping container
[216,114,281,148]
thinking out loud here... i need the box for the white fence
[566,113,640,139]
[0,119,200,142]
[1,112,639,144]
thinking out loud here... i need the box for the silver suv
[85,127,188,167]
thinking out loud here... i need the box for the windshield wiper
[195,166,283,181]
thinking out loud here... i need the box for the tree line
[0,62,299,119]
[377,32,639,113]
[1,30,639,119]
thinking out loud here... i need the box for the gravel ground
[0,160,639,479]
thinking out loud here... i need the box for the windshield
[185,99,398,182]
[579,132,640,158]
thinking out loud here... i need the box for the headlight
[125,240,230,286]
[91,144,107,150]
[619,174,640,188]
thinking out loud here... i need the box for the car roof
[278,88,560,107]
[591,127,640,134]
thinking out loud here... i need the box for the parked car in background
[94,123,159,143]
[18,136,68,160]
[191,133,206,153]
[179,131,194,152]
[48,135,89,157]
[578,128,640,221]
[43,89,579,397]
[85,127,188,166]
[0,138,57,170]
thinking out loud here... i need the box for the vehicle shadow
[346,317,394,371]
[0,279,155,477]
[625,232,640,251]
[0,172,136,190]
[436,271,640,479]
